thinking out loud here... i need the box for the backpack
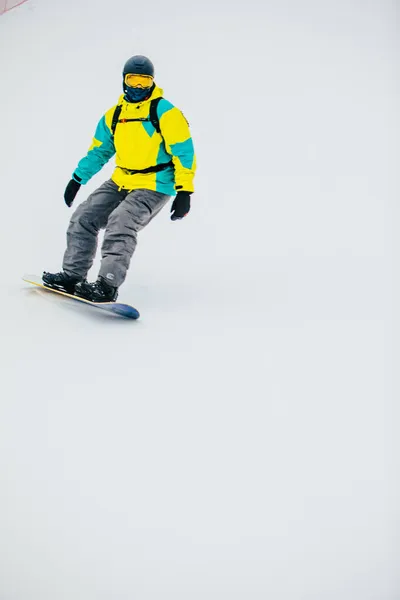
[110,97,172,176]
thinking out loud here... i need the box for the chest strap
[111,97,163,136]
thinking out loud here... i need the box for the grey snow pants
[62,180,170,287]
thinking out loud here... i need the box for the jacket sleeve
[158,101,196,193]
[73,112,116,184]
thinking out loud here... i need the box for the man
[43,55,196,302]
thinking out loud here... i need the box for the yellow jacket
[74,85,196,195]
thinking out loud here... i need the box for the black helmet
[123,55,154,78]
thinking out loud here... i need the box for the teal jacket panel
[74,116,116,184]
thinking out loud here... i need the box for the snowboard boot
[42,271,83,294]
[75,278,118,303]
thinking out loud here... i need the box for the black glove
[64,175,82,207]
[170,191,191,221]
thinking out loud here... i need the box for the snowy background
[0,0,398,598]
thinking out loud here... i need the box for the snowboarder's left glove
[170,191,191,221]
[64,175,82,207]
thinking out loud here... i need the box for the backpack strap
[111,104,123,136]
[149,97,162,134]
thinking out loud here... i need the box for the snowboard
[22,275,140,320]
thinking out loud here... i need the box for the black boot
[75,278,118,303]
[42,271,82,294]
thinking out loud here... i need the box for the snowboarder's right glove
[170,191,191,221]
[64,175,82,207]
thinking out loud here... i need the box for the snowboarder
[43,55,196,302]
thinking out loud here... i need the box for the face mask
[123,83,154,103]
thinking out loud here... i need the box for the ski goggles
[124,73,154,89]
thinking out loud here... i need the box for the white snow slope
[0,1,398,598]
